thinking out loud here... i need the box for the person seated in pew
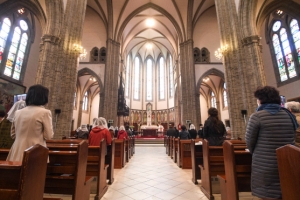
[89,117,112,146]
[166,124,177,137]
[188,124,197,139]
[117,125,128,139]
[246,86,298,200]
[178,125,191,140]
[203,107,226,146]
[7,84,54,162]
[75,124,89,139]
[285,101,300,148]
[108,126,115,138]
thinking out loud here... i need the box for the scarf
[256,103,299,130]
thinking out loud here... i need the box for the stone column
[36,0,87,138]
[101,39,120,123]
[179,40,199,127]
[214,0,267,139]
[77,100,84,128]
[195,93,201,128]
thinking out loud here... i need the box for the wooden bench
[0,149,9,160]
[0,144,48,200]
[218,140,252,200]
[179,140,192,169]
[276,144,300,200]
[172,138,179,163]
[166,136,169,154]
[125,139,130,162]
[114,139,125,168]
[199,139,224,199]
[45,140,93,200]
[46,139,111,199]
[169,137,174,158]
[191,139,203,184]
[168,137,172,157]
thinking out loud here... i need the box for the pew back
[191,139,203,184]
[0,144,48,200]
[276,144,300,200]
[180,140,192,169]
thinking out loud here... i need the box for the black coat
[188,129,197,139]
[203,117,226,146]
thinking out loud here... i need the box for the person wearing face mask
[245,86,298,200]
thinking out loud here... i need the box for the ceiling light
[146,18,155,27]
[146,43,152,49]
[203,77,210,82]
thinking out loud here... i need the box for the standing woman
[246,86,297,200]
[188,124,197,139]
[7,84,54,162]
[203,108,226,146]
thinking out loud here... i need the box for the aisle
[102,145,207,200]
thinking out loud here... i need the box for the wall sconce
[73,44,87,60]
[214,44,228,60]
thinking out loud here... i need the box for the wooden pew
[276,144,300,200]
[164,136,167,147]
[46,139,111,199]
[199,139,224,199]
[168,137,172,156]
[0,144,48,200]
[114,139,125,168]
[0,149,9,160]
[218,140,252,200]
[45,140,93,200]
[125,139,130,162]
[176,139,181,167]
[191,139,203,184]
[180,140,192,169]
[172,138,179,163]
[166,136,169,154]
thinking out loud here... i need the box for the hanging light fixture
[214,44,228,60]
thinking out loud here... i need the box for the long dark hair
[208,107,223,133]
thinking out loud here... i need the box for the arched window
[82,91,88,111]
[125,54,130,97]
[133,57,140,100]
[90,47,99,62]
[211,91,216,108]
[146,58,152,101]
[223,83,228,107]
[269,13,300,84]
[73,92,77,109]
[200,48,210,63]
[169,55,174,97]
[99,47,106,63]
[159,57,165,100]
[194,48,201,63]
[1,16,31,81]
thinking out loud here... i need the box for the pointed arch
[196,68,225,91]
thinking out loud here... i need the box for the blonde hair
[285,101,300,113]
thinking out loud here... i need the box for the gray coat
[246,109,295,199]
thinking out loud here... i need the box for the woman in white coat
[7,84,54,162]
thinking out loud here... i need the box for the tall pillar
[77,100,83,128]
[36,0,87,138]
[214,0,266,139]
[101,39,120,123]
[179,40,199,127]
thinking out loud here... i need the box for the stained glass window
[270,17,300,83]
[0,18,11,65]
[146,58,152,101]
[133,57,140,100]
[0,16,30,81]
[211,91,216,108]
[290,19,300,64]
[223,83,228,107]
[159,57,165,100]
[125,55,130,97]
[82,92,88,111]
[169,55,174,97]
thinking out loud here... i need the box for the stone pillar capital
[41,34,61,45]
[242,35,261,46]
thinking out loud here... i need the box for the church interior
[0,0,300,199]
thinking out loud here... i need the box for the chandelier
[214,44,228,60]
[73,44,87,60]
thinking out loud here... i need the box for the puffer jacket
[246,109,295,199]
[295,113,300,148]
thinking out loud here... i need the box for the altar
[140,125,158,138]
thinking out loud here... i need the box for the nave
[44,145,260,200]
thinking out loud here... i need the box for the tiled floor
[44,144,260,200]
